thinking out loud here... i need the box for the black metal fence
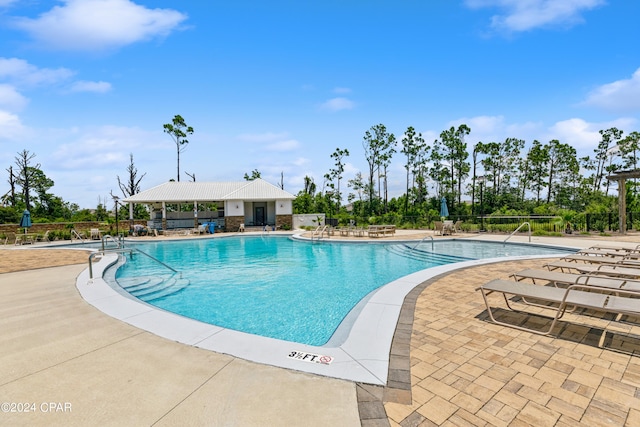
[343,212,640,234]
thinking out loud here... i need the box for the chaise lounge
[479,279,640,335]
[512,268,640,291]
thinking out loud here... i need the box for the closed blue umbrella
[440,197,449,219]
[20,209,32,233]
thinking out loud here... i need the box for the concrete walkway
[0,265,360,427]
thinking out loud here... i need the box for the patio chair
[9,232,22,245]
[433,221,444,236]
[36,230,51,242]
[452,220,463,233]
[2,232,17,245]
[478,279,640,335]
[90,228,102,240]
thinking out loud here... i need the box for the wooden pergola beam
[606,169,640,235]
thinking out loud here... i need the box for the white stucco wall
[275,199,293,215]
[225,200,244,217]
[292,214,325,229]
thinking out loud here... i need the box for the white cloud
[444,114,639,159]
[12,0,188,51]
[0,57,74,87]
[319,97,355,112]
[582,68,640,112]
[465,0,604,32]
[333,87,352,94]
[0,84,29,111]
[545,117,637,153]
[446,115,542,144]
[0,0,17,7]
[292,157,309,167]
[266,139,300,152]
[236,132,289,143]
[0,110,27,140]
[70,80,112,93]
[51,125,155,170]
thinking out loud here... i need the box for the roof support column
[619,178,627,235]
[607,170,640,235]
[128,202,134,231]
[162,202,167,230]
[194,201,198,229]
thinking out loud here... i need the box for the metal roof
[122,179,296,203]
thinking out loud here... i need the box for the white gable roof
[123,179,295,203]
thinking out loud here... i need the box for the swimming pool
[111,236,573,346]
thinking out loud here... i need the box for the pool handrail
[101,234,123,250]
[411,235,434,251]
[504,222,531,245]
[88,247,178,279]
[311,225,328,241]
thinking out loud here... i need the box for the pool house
[122,179,295,232]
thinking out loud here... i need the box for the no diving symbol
[319,355,333,365]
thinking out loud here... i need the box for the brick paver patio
[380,258,640,426]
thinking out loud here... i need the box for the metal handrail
[504,222,531,244]
[311,225,328,241]
[411,235,434,251]
[101,234,122,250]
[88,247,178,279]
[88,248,132,279]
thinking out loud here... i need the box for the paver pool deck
[2,230,640,426]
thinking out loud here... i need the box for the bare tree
[4,165,17,207]
[117,153,146,197]
[14,150,39,211]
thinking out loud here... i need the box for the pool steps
[118,276,190,302]
[387,244,474,264]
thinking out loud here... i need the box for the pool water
[113,236,572,345]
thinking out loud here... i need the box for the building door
[255,206,265,225]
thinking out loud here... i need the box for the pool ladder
[311,225,328,242]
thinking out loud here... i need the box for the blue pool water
[113,236,573,345]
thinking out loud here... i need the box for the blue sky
[0,0,639,209]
